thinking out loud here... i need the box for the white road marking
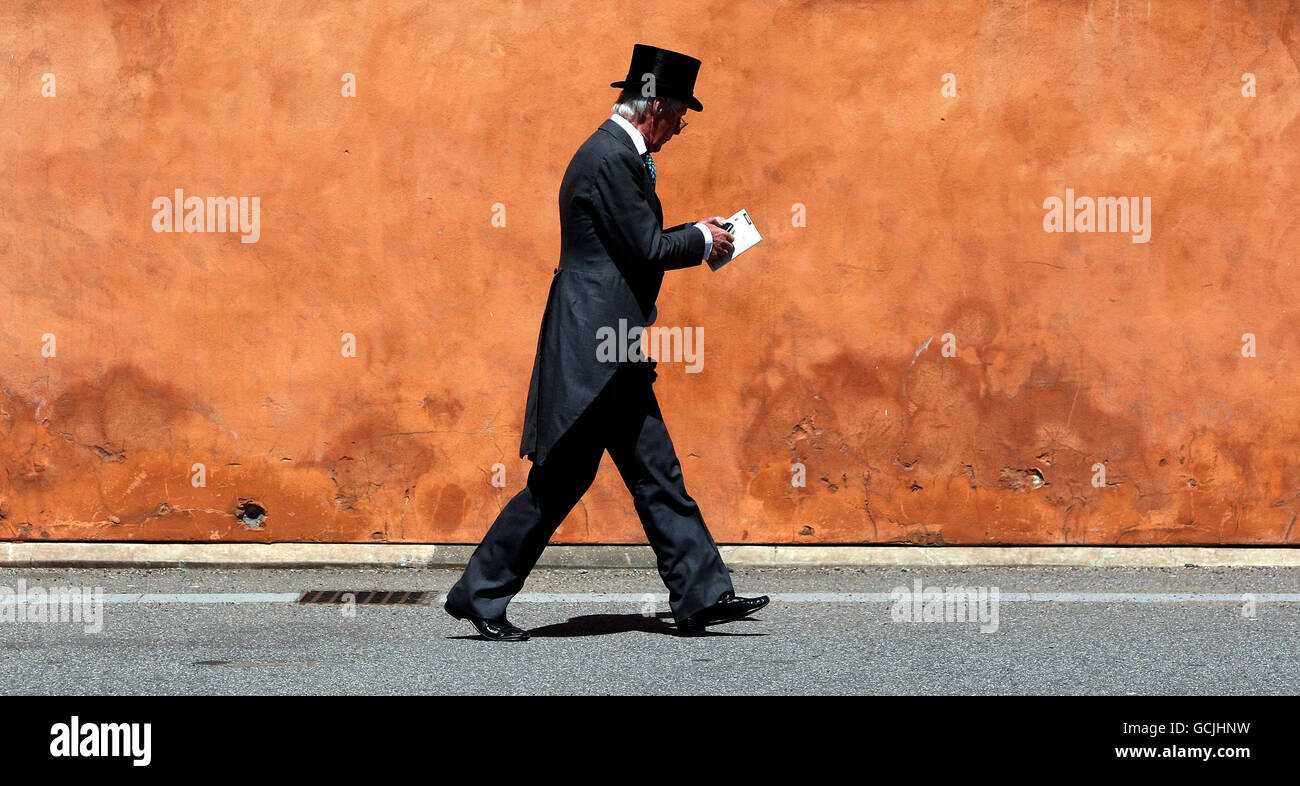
[105,593,302,604]
[510,592,1300,603]
[2,591,1297,605]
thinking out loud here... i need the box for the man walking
[445,44,769,640]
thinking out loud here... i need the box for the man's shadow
[447,612,766,639]
[526,611,766,638]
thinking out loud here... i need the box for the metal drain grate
[297,590,429,605]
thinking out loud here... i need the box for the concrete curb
[3,542,1300,568]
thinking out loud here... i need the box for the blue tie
[642,152,656,185]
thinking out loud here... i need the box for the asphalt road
[3,566,1298,695]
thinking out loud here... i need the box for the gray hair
[612,87,685,123]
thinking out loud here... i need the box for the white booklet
[707,208,762,271]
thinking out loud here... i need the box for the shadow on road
[447,612,767,639]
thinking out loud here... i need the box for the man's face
[644,99,688,154]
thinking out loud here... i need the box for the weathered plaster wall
[3,1,1299,544]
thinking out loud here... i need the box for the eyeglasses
[659,103,688,133]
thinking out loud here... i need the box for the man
[445,44,769,640]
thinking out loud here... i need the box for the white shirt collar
[609,113,647,155]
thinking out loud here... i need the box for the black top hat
[610,44,704,112]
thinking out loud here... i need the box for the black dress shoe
[676,591,770,635]
[444,600,530,641]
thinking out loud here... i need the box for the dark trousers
[447,362,734,623]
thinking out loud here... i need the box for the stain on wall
[3,0,1299,544]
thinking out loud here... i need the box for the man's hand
[702,217,734,261]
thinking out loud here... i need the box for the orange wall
[3,0,1299,545]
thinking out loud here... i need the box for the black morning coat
[519,117,707,466]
